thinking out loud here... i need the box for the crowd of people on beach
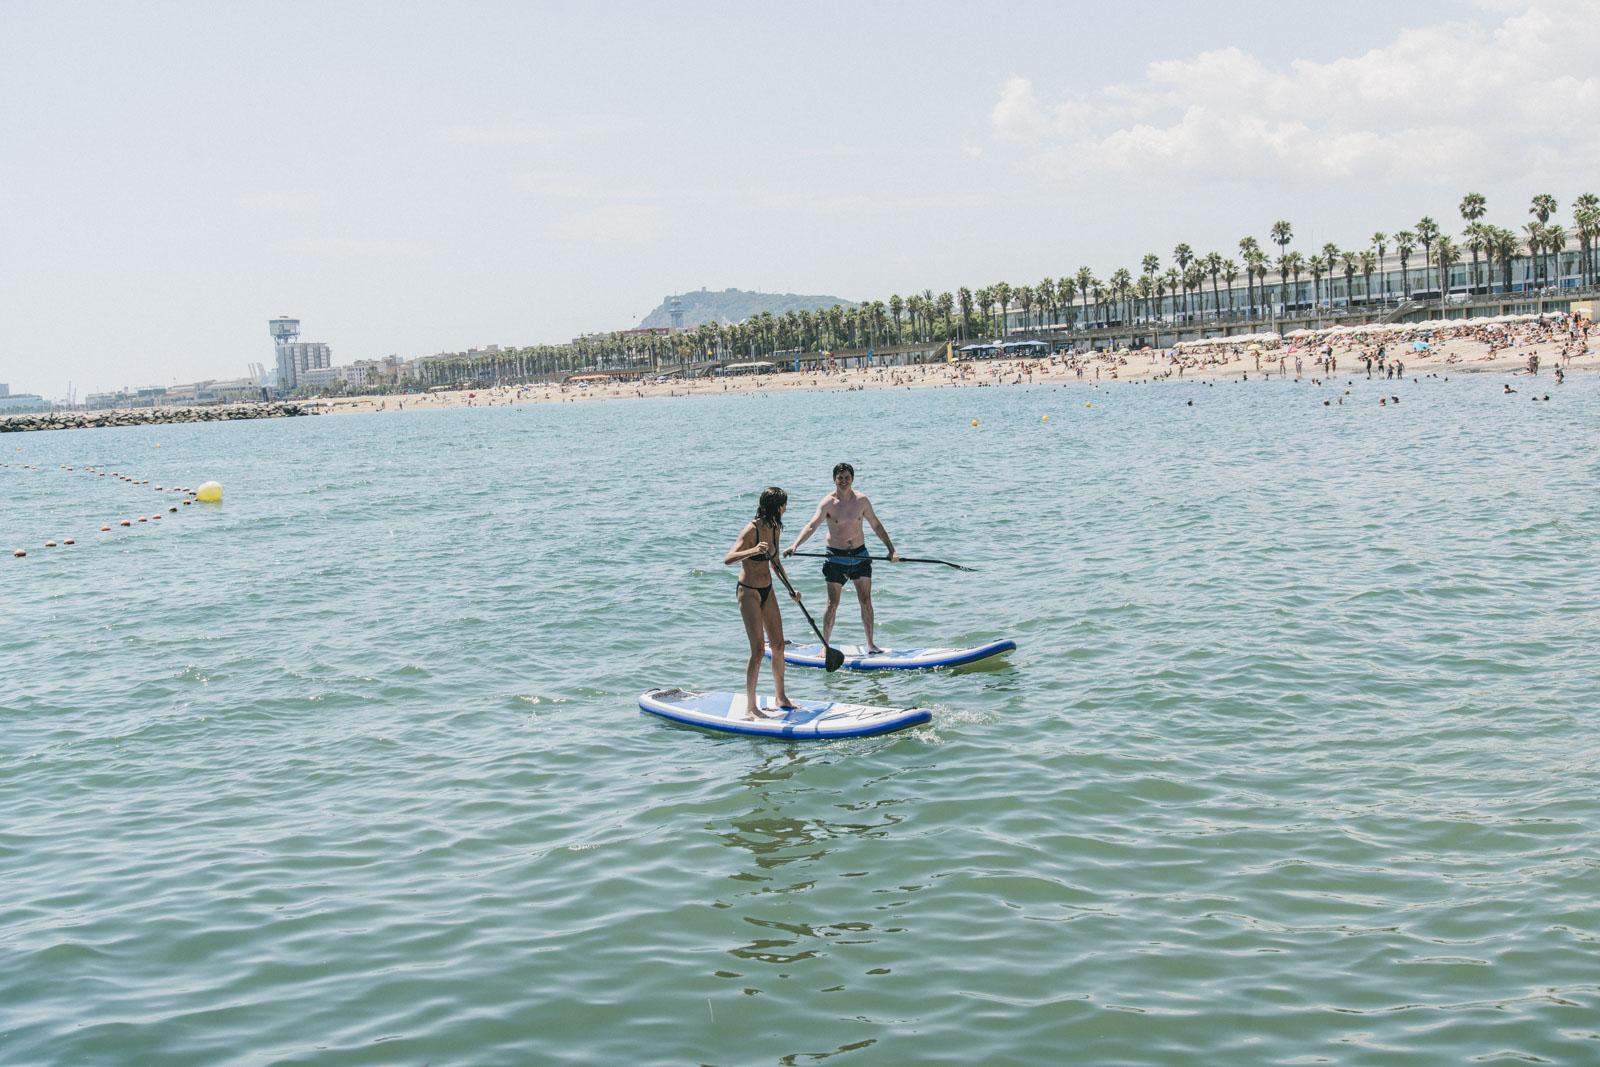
[307,311,1593,416]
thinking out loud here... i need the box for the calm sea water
[4,374,1599,1065]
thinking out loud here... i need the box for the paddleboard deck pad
[639,688,930,739]
[769,639,1016,671]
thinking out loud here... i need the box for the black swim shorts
[823,545,872,584]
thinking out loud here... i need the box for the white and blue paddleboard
[769,639,1016,671]
[639,688,930,739]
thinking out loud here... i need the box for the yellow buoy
[971,418,979,427]
[195,481,224,503]
[1041,414,1049,422]
[1085,402,1093,409]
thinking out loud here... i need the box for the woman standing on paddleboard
[724,486,801,719]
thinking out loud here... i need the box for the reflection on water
[715,756,912,988]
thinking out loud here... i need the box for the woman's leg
[762,595,796,707]
[737,588,768,717]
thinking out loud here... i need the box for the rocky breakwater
[0,402,319,433]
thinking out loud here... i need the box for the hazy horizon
[3,0,1595,398]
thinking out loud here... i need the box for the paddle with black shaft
[769,556,845,672]
[787,550,975,572]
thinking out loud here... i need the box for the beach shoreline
[312,317,1595,417]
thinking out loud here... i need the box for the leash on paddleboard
[787,550,975,572]
[770,557,845,672]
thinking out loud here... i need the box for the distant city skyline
[3,1,1595,398]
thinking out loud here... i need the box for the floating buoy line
[2,461,222,560]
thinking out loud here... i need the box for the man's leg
[823,582,843,643]
[854,576,878,651]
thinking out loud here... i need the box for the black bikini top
[750,521,774,562]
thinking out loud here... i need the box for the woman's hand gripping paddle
[770,558,845,671]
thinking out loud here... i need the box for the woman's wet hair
[755,486,787,528]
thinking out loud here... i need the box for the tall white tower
[271,317,301,390]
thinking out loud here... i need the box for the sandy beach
[312,315,1596,416]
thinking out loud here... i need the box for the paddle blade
[824,646,845,672]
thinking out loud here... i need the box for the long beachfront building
[1000,240,1593,344]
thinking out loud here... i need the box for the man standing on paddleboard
[783,463,899,653]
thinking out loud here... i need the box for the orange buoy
[63,538,75,545]
[101,526,111,532]
[119,520,131,527]
[44,541,57,548]
[168,506,177,513]
[151,515,161,521]
[12,549,24,558]
[138,517,147,523]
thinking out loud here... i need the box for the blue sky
[2,0,1594,397]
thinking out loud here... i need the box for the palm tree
[1544,223,1567,290]
[1371,232,1389,300]
[985,283,1011,337]
[1523,222,1546,287]
[1030,275,1056,326]
[957,287,974,339]
[1110,269,1133,325]
[1341,251,1357,311]
[1015,285,1035,333]
[1140,254,1160,322]
[1434,235,1459,312]
[1057,276,1077,327]
[1359,251,1377,303]
[1246,249,1267,319]
[1459,192,1487,294]
[1415,217,1440,294]
[1484,226,1512,292]
[1395,230,1416,297]
[1463,224,1487,294]
[1183,264,1204,323]
[936,292,955,341]
[1270,220,1293,261]
[1269,221,1294,319]
[888,294,904,342]
[1574,194,1599,286]
[1239,236,1262,314]
[1221,259,1239,315]
[1529,193,1557,224]
[1161,268,1180,322]
[1172,243,1194,318]
[1075,267,1096,326]
[1204,252,1223,320]
[1309,254,1327,313]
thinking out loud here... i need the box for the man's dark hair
[832,462,854,480]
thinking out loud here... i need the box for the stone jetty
[0,402,319,433]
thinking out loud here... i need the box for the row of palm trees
[395,191,1599,387]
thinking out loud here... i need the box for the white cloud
[554,203,659,243]
[992,0,1599,183]
[436,116,626,148]
[274,236,429,259]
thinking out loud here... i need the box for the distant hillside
[637,288,856,329]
